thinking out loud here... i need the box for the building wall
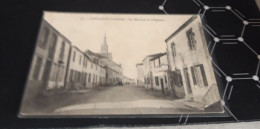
[142,57,153,89]
[166,16,220,102]
[150,55,170,93]
[28,20,50,85]
[66,47,86,89]
[105,67,120,85]
[66,47,106,89]
[100,58,123,85]
[122,76,135,85]
[136,64,145,86]
[28,19,71,90]
[47,33,71,89]
[87,61,106,87]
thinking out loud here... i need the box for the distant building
[123,76,136,85]
[165,16,221,105]
[85,35,123,86]
[65,46,106,89]
[136,63,145,86]
[141,53,165,89]
[27,19,71,90]
[99,34,113,60]
[149,53,172,94]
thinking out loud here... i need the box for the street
[21,85,205,116]
[55,85,205,115]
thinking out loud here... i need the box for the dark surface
[1,0,260,128]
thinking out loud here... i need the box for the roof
[72,46,85,55]
[85,50,107,59]
[136,63,143,67]
[165,15,198,42]
[142,53,164,62]
[42,19,72,44]
[149,52,166,61]
[86,50,123,69]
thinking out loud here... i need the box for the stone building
[27,19,71,90]
[165,15,221,105]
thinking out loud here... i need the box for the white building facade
[136,63,145,86]
[65,46,106,89]
[149,53,172,94]
[165,16,221,105]
[27,19,71,90]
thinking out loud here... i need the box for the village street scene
[20,13,223,116]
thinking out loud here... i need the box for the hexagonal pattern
[159,0,260,123]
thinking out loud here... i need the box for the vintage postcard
[256,0,260,11]
[20,12,224,116]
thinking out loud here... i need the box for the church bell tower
[101,34,108,53]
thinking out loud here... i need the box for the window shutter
[190,66,197,85]
[200,64,208,86]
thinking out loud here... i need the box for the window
[81,72,84,84]
[50,63,58,81]
[85,58,88,67]
[191,64,208,87]
[39,27,49,48]
[195,64,208,86]
[186,28,196,50]
[48,34,57,59]
[190,66,197,85]
[87,73,89,83]
[73,71,81,83]
[77,71,81,82]
[155,76,159,86]
[83,58,86,67]
[174,70,183,87]
[93,74,95,84]
[70,69,74,82]
[57,66,64,82]
[79,55,82,65]
[73,51,76,62]
[32,56,43,80]
[171,43,176,57]
[164,76,167,84]
[59,42,65,61]
[88,73,91,83]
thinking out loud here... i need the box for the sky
[44,12,193,79]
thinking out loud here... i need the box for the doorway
[42,60,52,88]
[183,68,192,94]
[160,78,165,94]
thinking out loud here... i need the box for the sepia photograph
[20,12,224,116]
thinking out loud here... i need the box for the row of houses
[136,16,221,106]
[27,18,133,91]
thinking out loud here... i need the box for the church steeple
[101,34,108,53]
